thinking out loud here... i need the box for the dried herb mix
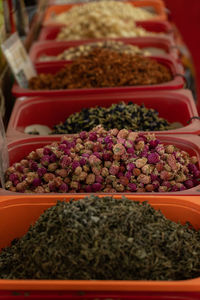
[1,196,200,280]
[29,49,173,90]
[38,40,150,62]
[5,126,200,193]
[51,102,179,134]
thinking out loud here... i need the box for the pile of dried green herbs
[52,102,181,134]
[1,196,200,280]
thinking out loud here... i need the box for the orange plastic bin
[0,194,200,292]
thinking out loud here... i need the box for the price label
[1,32,36,88]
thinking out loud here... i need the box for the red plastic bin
[6,90,200,141]
[29,36,179,64]
[0,195,200,294]
[12,56,185,98]
[38,21,174,41]
[42,0,167,26]
[1,134,200,195]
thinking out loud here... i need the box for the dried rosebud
[147,153,160,164]
[128,183,137,191]
[41,155,50,166]
[113,143,126,155]
[48,163,58,172]
[184,179,194,189]
[92,183,102,192]
[37,167,47,177]
[135,158,147,169]
[59,183,68,192]
[137,174,151,184]
[149,139,160,149]
[86,173,95,185]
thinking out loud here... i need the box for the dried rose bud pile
[5,126,200,193]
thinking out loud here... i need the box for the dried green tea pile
[51,102,179,134]
[5,126,200,193]
[1,196,200,280]
[28,48,172,90]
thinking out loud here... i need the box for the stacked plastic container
[2,0,200,298]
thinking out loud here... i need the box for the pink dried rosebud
[37,167,47,177]
[127,163,135,172]
[110,128,119,136]
[125,171,132,179]
[162,181,171,189]
[117,129,129,139]
[158,186,168,192]
[49,154,57,163]
[71,161,80,170]
[127,132,137,141]
[93,152,102,159]
[79,131,87,140]
[35,148,44,158]
[142,164,154,175]
[85,185,92,193]
[34,186,45,193]
[140,150,148,158]
[59,183,68,192]
[16,182,27,192]
[145,184,154,192]
[60,156,72,168]
[89,132,97,141]
[27,151,39,160]
[15,163,24,173]
[43,147,52,155]
[92,183,102,192]
[114,183,125,192]
[133,168,141,177]
[127,148,135,155]
[135,141,145,151]
[104,161,112,168]
[41,155,50,166]
[117,171,124,178]
[155,145,165,155]
[88,155,101,166]
[86,173,95,185]
[109,164,119,175]
[95,175,103,183]
[119,176,129,186]
[91,166,101,176]
[125,140,133,148]
[20,159,29,167]
[75,143,84,152]
[79,158,87,166]
[43,173,55,182]
[184,179,194,189]
[135,158,147,169]
[193,169,200,178]
[104,136,113,144]
[171,185,179,192]
[113,144,125,155]
[165,145,175,154]
[106,143,114,151]
[167,154,178,171]
[152,180,160,190]
[78,171,87,181]
[137,174,151,184]
[48,163,58,172]
[48,182,56,192]
[32,178,41,188]
[151,174,158,182]
[70,181,79,190]
[29,161,38,171]
[147,153,160,164]
[9,173,18,182]
[160,170,172,181]
[128,183,137,191]
[155,162,164,172]
[149,139,160,149]
[74,166,82,175]
[85,141,94,150]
